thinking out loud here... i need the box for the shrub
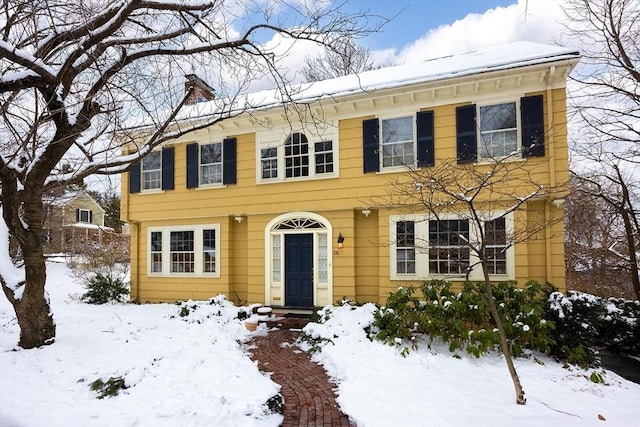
[371,280,554,358]
[545,290,602,367]
[545,289,640,365]
[81,273,129,304]
[372,280,638,367]
[89,376,128,399]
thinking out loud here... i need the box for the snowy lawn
[0,259,281,427]
[300,304,640,427]
[1,260,639,427]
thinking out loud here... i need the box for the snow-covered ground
[0,259,281,427]
[1,260,639,427]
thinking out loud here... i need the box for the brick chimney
[184,74,215,105]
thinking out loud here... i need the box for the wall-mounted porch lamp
[362,208,371,217]
[337,233,345,249]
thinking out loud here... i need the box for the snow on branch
[0,208,25,300]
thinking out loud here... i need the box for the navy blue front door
[285,234,313,307]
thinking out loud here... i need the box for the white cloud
[390,0,568,64]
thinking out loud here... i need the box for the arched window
[285,132,309,178]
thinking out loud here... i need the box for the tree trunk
[616,166,640,300]
[481,267,526,405]
[1,241,56,349]
[0,179,56,349]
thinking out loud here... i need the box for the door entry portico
[284,233,314,307]
[266,212,332,308]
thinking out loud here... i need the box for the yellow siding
[125,79,571,304]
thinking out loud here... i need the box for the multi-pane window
[259,129,336,182]
[170,231,194,273]
[318,233,328,283]
[382,117,414,168]
[272,235,281,282]
[314,141,334,174]
[396,221,416,274]
[285,132,309,178]
[261,148,278,180]
[149,225,219,276]
[428,220,470,275]
[78,209,91,223]
[485,218,507,274]
[479,102,517,159]
[150,231,163,273]
[200,143,222,185]
[142,151,162,190]
[202,229,217,273]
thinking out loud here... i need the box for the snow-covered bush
[545,291,602,366]
[546,290,639,365]
[372,281,639,367]
[372,280,554,358]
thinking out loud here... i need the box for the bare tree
[565,175,636,298]
[562,0,640,299]
[0,0,380,348]
[302,36,375,81]
[378,155,563,405]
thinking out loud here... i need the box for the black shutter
[161,147,174,190]
[129,162,141,194]
[521,95,545,157]
[416,111,435,167]
[363,118,379,173]
[89,210,93,224]
[456,105,477,164]
[75,209,80,222]
[186,143,199,188]
[223,137,237,185]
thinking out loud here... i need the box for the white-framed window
[396,221,416,274]
[381,116,414,168]
[257,125,338,183]
[478,100,519,159]
[142,151,162,190]
[485,217,508,275]
[314,141,334,175]
[147,224,220,277]
[285,132,309,178]
[428,219,470,275]
[261,147,278,180]
[150,231,163,273]
[78,209,92,223]
[200,142,222,185]
[390,214,513,280]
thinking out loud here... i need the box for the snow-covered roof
[174,41,580,122]
[44,189,104,212]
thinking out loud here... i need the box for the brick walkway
[249,317,355,427]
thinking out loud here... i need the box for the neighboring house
[122,41,580,307]
[43,190,110,253]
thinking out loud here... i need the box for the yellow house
[122,42,580,307]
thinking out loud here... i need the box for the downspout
[545,65,556,284]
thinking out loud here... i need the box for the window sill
[257,173,339,185]
[195,183,227,190]
[137,189,165,195]
[475,155,524,165]
[147,273,221,278]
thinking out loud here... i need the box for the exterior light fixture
[552,198,565,207]
[234,214,244,223]
[362,208,371,217]
[337,233,345,249]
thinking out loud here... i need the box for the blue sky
[345,0,520,50]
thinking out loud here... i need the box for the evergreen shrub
[81,273,129,304]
